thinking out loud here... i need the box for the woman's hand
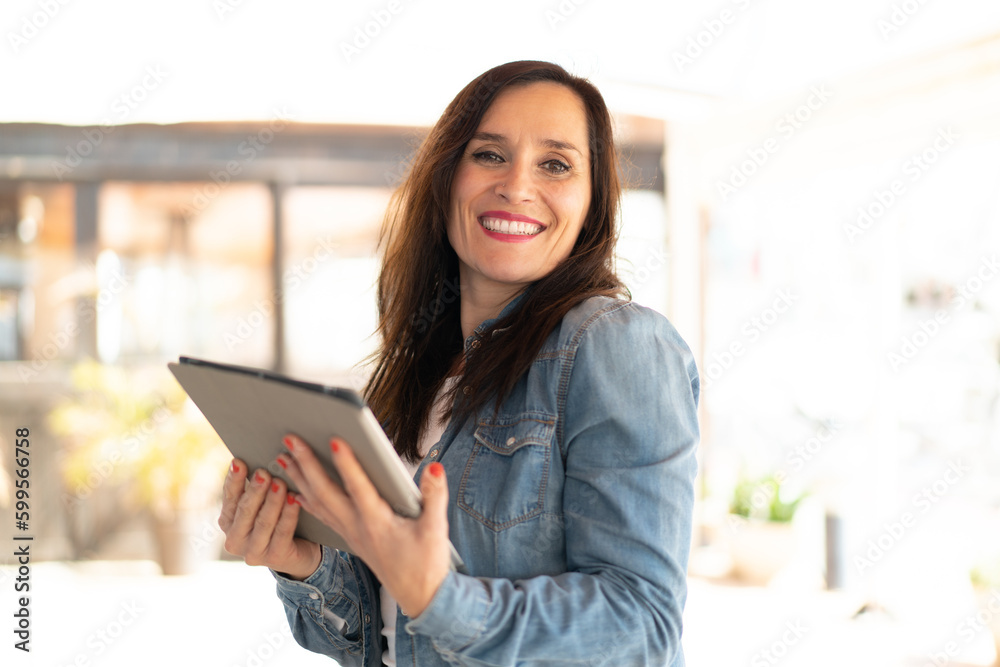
[279,434,452,619]
[218,458,322,581]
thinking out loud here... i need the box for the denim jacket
[271,295,700,666]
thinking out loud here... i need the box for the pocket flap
[473,413,556,455]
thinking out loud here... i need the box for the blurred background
[1,0,999,665]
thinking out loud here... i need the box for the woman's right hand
[218,458,322,580]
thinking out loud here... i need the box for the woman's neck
[457,271,525,340]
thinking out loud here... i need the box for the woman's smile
[477,210,546,241]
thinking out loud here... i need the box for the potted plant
[49,359,230,574]
[727,472,806,584]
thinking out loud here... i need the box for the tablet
[168,356,465,572]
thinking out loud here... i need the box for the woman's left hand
[277,434,452,619]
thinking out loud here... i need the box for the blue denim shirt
[271,295,700,666]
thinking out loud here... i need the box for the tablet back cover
[168,359,422,553]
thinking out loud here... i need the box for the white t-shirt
[381,377,456,666]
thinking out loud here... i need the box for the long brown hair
[363,60,628,462]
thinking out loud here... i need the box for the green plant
[49,359,229,520]
[971,559,1000,590]
[729,473,806,523]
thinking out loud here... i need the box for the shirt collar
[466,288,530,347]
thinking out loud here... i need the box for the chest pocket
[457,412,555,531]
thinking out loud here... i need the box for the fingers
[275,449,310,497]
[218,458,247,533]
[329,437,384,514]
[216,453,321,576]
[243,474,290,564]
[270,489,302,547]
[419,462,449,537]
[224,467,272,556]
[282,434,356,522]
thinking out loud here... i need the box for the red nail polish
[231,461,240,473]
[276,457,288,470]
[271,482,280,493]
[330,438,340,453]
[283,436,294,450]
[429,462,444,478]
[286,493,297,505]
[254,471,265,484]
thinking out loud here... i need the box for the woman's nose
[494,159,535,203]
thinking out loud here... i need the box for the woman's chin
[479,270,539,290]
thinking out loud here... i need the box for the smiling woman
[216,60,700,667]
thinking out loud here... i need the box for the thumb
[420,462,449,534]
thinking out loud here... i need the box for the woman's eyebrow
[471,131,506,144]
[540,138,583,156]
[471,131,584,157]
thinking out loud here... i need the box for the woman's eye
[472,150,503,164]
[543,159,571,174]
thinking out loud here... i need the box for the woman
[218,60,700,666]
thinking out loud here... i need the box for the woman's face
[447,81,591,300]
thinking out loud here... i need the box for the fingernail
[271,482,280,493]
[287,492,299,506]
[429,462,444,478]
[330,438,340,454]
[231,461,240,473]
[283,436,294,451]
[254,471,265,485]
[276,456,288,470]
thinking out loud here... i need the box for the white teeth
[479,217,542,236]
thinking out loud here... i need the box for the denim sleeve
[271,545,378,665]
[404,304,700,666]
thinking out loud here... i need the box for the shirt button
[506,437,516,446]
[309,592,319,600]
[364,614,371,624]
[463,386,472,396]
[429,449,439,458]
[470,339,481,349]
